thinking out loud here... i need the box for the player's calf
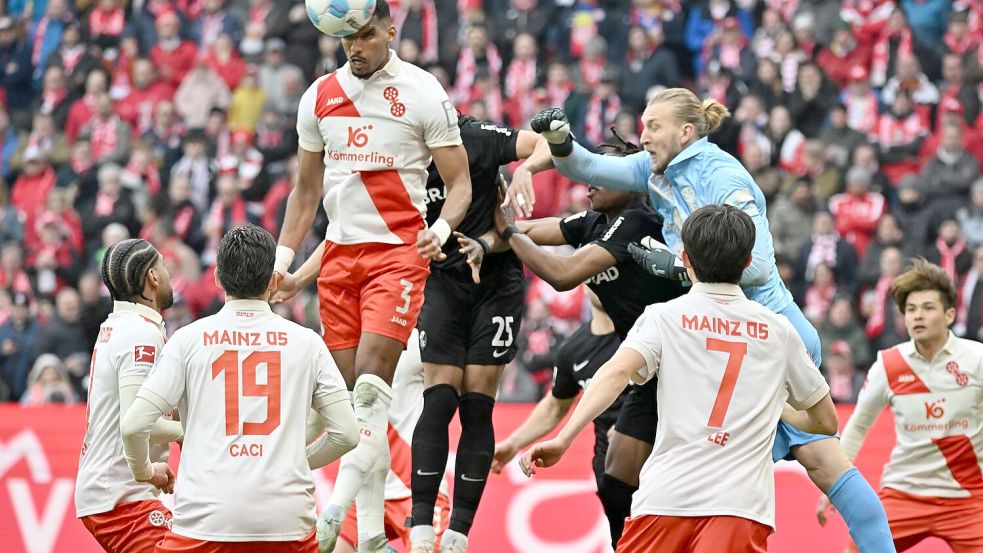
[449,393,495,536]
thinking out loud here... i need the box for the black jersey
[424,118,520,275]
[559,207,686,339]
[552,321,624,438]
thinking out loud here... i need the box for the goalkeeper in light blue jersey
[518,88,895,552]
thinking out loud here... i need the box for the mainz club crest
[383,86,405,117]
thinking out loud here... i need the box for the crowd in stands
[0,0,981,407]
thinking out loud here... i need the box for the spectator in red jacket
[829,166,887,259]
[64,68,108,143]
[115,58,174,137]
[149,11,197,88]
[872,90,926,184]
[86,0,125,51]
[11,147,55,240]
[817,24,870,89]
[204,32,246,90]
[78,92,131,165]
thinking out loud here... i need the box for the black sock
[410,384,459,527]
[449,392,495,535]
[597,473,637,549]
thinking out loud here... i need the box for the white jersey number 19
[211,350,282,436]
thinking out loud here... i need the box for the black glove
[530,108,574,157]
[629,238,690,282]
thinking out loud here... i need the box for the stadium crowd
[0,0,981,408]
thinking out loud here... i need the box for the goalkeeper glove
[629,237,690,282]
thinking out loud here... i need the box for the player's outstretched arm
[492,394,575,473]
[275,147,325,275]
[529,108,649,193]
[520,349,643,476]
[504,131,552,217]
[418,144,472,260]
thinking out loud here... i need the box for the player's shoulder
[460,118,516,139]
[108,312,164,345]
[395,60,445,93]
[952,335,983,364]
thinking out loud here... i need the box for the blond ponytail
[648,88,731,138]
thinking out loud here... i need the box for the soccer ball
[306,0,377,38]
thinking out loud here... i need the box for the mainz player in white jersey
[274,1,472,550]
[824,258,983,552]
[76,239,184,553]
[521,206,838,553]
[121,225,358,553]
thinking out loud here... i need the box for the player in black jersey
[491,289,623,490]
[455,134,685,548]
[408,114,550,553]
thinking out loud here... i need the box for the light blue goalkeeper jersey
[554,137,795,314]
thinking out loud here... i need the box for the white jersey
[385,329,449,500]
[76,302,170,518]
[846,334,983,498]
[296,51,462,246]
[141,299,349,542]
[621,283,829,529]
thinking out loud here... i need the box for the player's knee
[421,384,460,427]
[459,393,495,447]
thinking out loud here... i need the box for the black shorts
[613,378,658,444]
[417,254,525,367]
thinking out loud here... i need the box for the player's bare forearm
[781,394,839,437]
[278,148,324,251]
[517,134,554,173]
[505,395,575,451]
[476,229,509,253]
[509,237,615,291]
[556,351,640,446]
[431,144,472,229]
[515,218,567,246]
[295,241,325,288]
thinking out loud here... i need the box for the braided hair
[100,239,160,302]
[596,126,642,157]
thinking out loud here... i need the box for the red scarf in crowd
[865,275,896,339]
[59,45,84,75]
[393,0,438,63]
[454,46,502,104]
[89,6,125,37]
[584,93,621,146]
[871,26,913,86]
[578,58,605,89]
[936,237,967,283]
[90,116,120,161]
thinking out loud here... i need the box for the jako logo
[925,399,945,419]
[347,125,373,148]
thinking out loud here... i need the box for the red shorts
[337,493,451,550]
[617,514,770,553]
[318,241,429,350]
[153,529,317,552]
[80,499,172,553]
[847,488,983,552]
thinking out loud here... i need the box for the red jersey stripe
[882,347,933,395]
[360,170,425,244]
[315,73,360,119]
[387,423,413,490]
[932,435,983,496]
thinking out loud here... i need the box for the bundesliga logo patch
[134,345,157,364]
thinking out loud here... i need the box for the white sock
[352,374,392,542]
[410,525,436,544]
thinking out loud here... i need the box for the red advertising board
[0,404,949,552]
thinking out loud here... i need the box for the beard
[158,288,175,311]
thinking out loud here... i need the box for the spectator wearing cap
[824,340,866,404]
[817,23,871,90]
[926,217,972,283]
[923,122,981,216]
[954,244,983,341]
[872,90,926,184]
[78,163,139,255]
[150,10,198,89]
[21,353,77,405]
[229,66,265,132]
[85,0,125,51]
[0,16,35,126]
[115,58,175,137]
[257,38,301,116]
[938,52,981,128]
[189,0,242,52]
[204,33,247,90]
[32,65,73,130]
[956,179,983,249]
[175,54,230,129]
[797,211,860,296]
[11,112,69,172]
[830,166,887,258]
[863,246,907,351]
[11,146,56,235]
[0,291,38,401]
[48,22,100,95]
[27,0,70,89]
[79,91,131,165]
